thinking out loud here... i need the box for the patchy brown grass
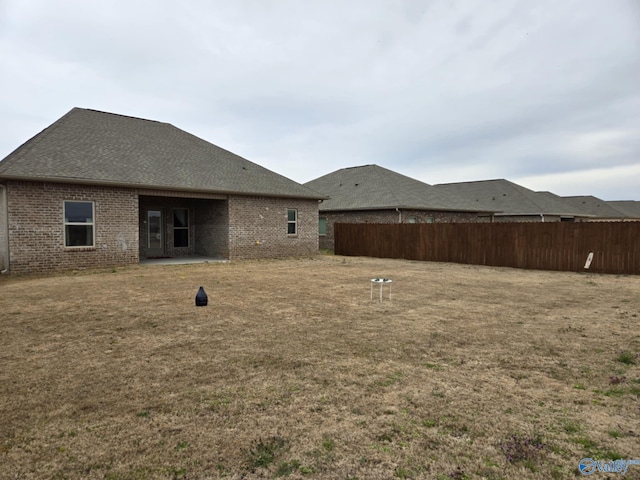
[1,256,639,480]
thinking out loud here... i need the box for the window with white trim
[64,201,95,247]
[173,208,189,247]
[287,209,298,235]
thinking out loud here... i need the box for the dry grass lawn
[1,255,639,480]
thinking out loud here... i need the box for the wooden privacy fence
[334,221,640,275]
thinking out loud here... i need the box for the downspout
[540,214,545,223]
[0,184,8,274]
[396,208,402,223]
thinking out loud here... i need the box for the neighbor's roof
[605,200,640,218]
[304,164,496,213]
[434,179,591,217]
[0,108,324,200]
[557,195,630,218]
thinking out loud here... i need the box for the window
[407,216,417,224]
[64,201,95,247]
[287,209,297,235]
[173,208,189,247]
[318,217,327,236]
[425,217,434,224]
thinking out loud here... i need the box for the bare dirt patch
[1,256,639,479]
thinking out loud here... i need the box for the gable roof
[304,164,496,213]
[434,179,590,217]
[606,200,640,218]
[0,108,323,200]
[557,195,630,218]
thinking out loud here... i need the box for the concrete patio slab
[140,256,229,266]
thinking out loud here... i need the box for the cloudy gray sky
[1,0,639,199]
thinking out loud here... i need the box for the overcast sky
[1,0,639,200]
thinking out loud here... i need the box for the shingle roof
[0,108,323,199]
[434,179,590,217]
[605,200,640,218]
[557,195,629,218]
[304,164,496,213]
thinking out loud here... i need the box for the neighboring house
[0,108,324,274]
[304,164,497,250]
[434,179,592,222]
[555,195,636,221]
[605,200,640,220]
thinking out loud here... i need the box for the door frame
[147,209,165,257]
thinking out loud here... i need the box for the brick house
[304,165,497,250]
[557,196,640,221]
[606,200,640,219]
[434,179,593,222]
[0,108,324,274]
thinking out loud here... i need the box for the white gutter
[0,184,8,274]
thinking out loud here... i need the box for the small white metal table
[371,278,392,302]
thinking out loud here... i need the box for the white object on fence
[584,252,594,269]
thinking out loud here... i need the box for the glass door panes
[148,210,163,251]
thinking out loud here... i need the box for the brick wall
[139,195,318,260]
[319,209,489,250]
[6,181,139,274]
[5,182,319,274]
[0,184,6,271]
[194,198,229,258]
[228,195,318,259]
